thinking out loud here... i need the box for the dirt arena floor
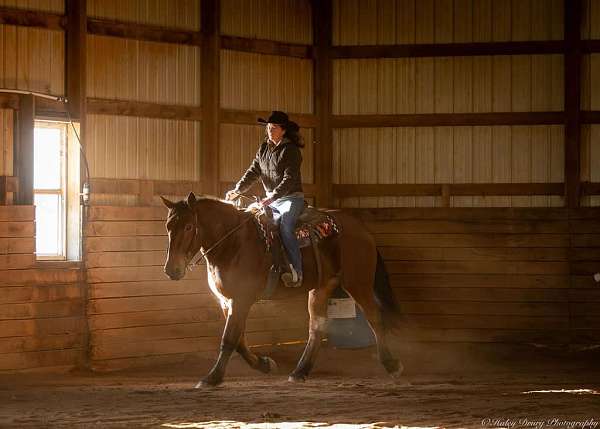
[1,344,599,429]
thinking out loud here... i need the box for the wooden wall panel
[0,0,64,13]
[0,109,13,177]
[85,205,309,371]
[332,126,565,208]
[87,0,200,30]
[220,0,312,44]
[582,52,600,207]
[85,206,216,368]
[581,54,600,114]
[219,124,314,185]
[87,35,201,105]
[582,0,600,39]
[0,206,84,372]
[332,0,564,45]
[220,50,313,113]
[569,209,600,340]
[86,114,202,181]
[333,55,564,114]
[581,125,600,206]
[86,114,202,205]
[0,25,65,96]
[352,208,600,345]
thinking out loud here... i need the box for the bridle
[184,195,262,269]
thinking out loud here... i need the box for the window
[34,121,81,260]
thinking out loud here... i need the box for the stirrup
[281,265,302,288]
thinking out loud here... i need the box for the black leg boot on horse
[161,192,404,387]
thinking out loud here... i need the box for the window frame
[33,121,68,261]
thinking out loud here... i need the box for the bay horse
[161,192,403,387]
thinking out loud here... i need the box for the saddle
[249,202,342,298]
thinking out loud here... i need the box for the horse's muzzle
[164,266,185,281]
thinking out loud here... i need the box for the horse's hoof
[389,362,407,384]
[259,356,278,374]
[287,373,306,383]
[195,376,223,388]
[389,362,405,379]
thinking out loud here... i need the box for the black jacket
[234,137,303,201]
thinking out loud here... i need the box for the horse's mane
[195,194,229,204]
[168,194,245,218]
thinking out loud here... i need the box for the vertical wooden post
[17,94,35,205]
[313,0,333,208]
[66,0,89,369]
[441,184,451,207]
[139,180,154,206]
[565,0,582,208]
[201,0,220,196]
[66,0,87,121]
[0,176,6,205]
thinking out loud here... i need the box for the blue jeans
[269,195,304,276]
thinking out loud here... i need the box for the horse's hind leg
[288,277,339,382]
[346,286,403,378]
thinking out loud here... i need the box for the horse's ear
[160,195,176,209]
[186,192,197,207]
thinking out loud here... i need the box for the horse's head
[161,192,199,280]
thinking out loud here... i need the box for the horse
[161,192,403,387]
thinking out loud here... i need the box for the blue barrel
[327,288,375,348]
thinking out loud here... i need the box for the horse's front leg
[196,299,251,388]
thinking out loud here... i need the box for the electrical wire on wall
[0,88,91,205]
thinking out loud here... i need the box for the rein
[187,195,261,268]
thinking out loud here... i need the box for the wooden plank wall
[220,50,313,113]
[85,205,308,371]
[0,206,85,372]
[332,56,564,114]
[87,0,200,30]
[86,36,201,105]
[220,0,312,44]
[332,0,564,45]
[356,207,600,345]
[569,209,600,344]
[0,0,63,13]
[581,0,600,206]
[0,23,65,96]
[330,0,566,208]
[333,126,565,208]
[86,114,202,206]
[85,2,202,207]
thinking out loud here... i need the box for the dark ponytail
[283,121,304,148]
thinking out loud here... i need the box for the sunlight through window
[162,422,439,429]
[34,123,67,259]
[521,389,599,395]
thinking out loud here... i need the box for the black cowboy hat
[257,110,289,125]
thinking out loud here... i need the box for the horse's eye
[185,224,194,232]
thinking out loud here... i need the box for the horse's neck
[195,199,240,238]
[193,200,255,265]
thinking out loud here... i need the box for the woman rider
[225,111,305,288]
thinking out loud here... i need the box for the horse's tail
[373,251,402,333]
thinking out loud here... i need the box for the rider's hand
[247,202,261,211]
[259,197,273,207]
[225,190,240,201]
